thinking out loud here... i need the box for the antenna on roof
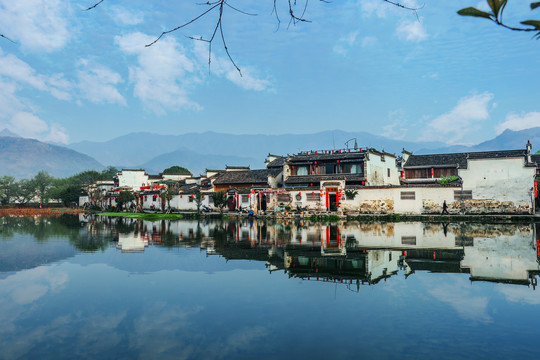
[345,138,358,150]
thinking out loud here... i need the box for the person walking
[441,200,449,215]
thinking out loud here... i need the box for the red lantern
[337,160,340,163]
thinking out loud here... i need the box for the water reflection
[3,215,538,289]
[2,215,540,359]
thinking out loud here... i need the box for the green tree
[161,186,177,212]
[15,179,35,205]
[194,190,204,213]
[163,165,192,175]
[101,166,118,180]
[57,184,83,206]
[116,191,135,211]
[212,190,227,213]
[0,176,17,205]
[32,171,54,205]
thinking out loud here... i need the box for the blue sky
[0,0,539,146]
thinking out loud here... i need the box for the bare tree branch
[1,33,16,43]
[84,0,421,73]
[84,0,105,11]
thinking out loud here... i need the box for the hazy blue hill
[416,128,540,155]
[474,128,540,151]
[68,130,444,169]
[139,148,258,176]
[0,136,104,179]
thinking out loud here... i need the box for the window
[306,193,319,201]
[242,195,249,202]
[387,168,390,177]
[297,166,308,176]
[350,163,364,175]
[400,191,415,200]
[454,190,472,200]
[277,193,291,202]
[401,236,416,245]
[325,164,335,174]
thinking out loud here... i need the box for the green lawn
[98,212,184,221]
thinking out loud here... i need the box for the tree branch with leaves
[458,1,540,38]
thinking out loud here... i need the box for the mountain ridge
[0,136,104,179]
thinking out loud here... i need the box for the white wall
[459,158,535,206]
[118,170,149,189]
[365,153,400,186]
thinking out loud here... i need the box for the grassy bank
[98,212,184,221]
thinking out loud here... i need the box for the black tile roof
[404,149,527,169]
[213,169,279,185]
[266,157,285,169]
[287,151,366,164]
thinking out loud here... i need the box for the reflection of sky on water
[1,217,540,359]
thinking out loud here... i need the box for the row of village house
[80,141,540,215]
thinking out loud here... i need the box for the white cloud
[0,79,23,120]
[7,112,69,144]
[497,284,540,305]
[0,0,70,52]
[425,275,492,323]
[115,32,201,113]
[360,0,422,18]
[496,112,540,134]
[422,92,494,144]
[110,6,144,26]
[396,19,428,42]
[77,60,126,105]
[333,31,359,55]
[44,123,69,144]
[359,0,390,18]
[361,36,377,47]
[383,110,408,140]
[193,41,272,92]
[10,112,48,135]
[0,51,71,100]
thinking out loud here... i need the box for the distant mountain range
[0,130,103,179]
[69,128,539,176]
[69,130,444,175]
[2,127,538,180]
[415,128,540,154]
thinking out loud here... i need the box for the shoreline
[93,210,540,224]
[0,208,84,217]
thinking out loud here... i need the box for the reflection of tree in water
[210,222,229,248]
[1,215,84,242]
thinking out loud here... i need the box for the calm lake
[1,215,540,360]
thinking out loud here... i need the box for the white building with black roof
[402,142,537,214]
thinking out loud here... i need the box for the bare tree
[82,0,422,75]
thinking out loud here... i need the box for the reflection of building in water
[284,245,401,285]
[116,232,149,252]
[460,229,540,286]
[90,216,540,288]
